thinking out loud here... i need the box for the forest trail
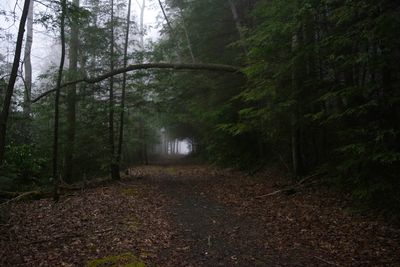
[1,159,400,266]
[146,166,273,266]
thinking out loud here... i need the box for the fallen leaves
[1,162,399,266]
[0,180,172,266]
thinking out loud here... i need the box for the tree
[53,0,67,201]
[64,0,80,184]
[109,0,119,180]
[0,0,32,166]
[116,0,133,174]
[23,0,34,120]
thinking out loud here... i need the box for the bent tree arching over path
[31,63,244,103]
[1,0,400,266]
[28,61,244,187]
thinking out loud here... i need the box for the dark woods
[0,0,399,214]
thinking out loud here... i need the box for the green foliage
[150,0,400,213]
[86,253,145,267]
[1,0,399,216]
[0,143,49,191]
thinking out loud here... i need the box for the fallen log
[0,191,43,207]
[0,191,20,199]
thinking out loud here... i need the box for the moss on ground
[165,167,177,174]
[86,252,145,267]
[122,187,138,196]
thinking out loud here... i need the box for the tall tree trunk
[177,6,195,62]
[139,0,145,50]
[227,0,248,56]
[0,0,31,166]
[53,0,67,201]
[23,0,33,120]
[157,0,182,62]
[109,0,119,180]
[64,0,80,184]
[117,0,132,173]
[139,118,148,164]
[291,27,305,176]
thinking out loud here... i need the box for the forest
[0,0,400,266]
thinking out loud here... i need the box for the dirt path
[147,172,273,266]
[1,162,400,266]
[134,163,400,267]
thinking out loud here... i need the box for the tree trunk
[227,0,248,56]
[290,26,305,177]
[139,0,145,50]
[117,0,132,173]
[177,6,195,62]
[109,0,119,180]
[0,0,31,166]
[157,0,182,62]
[53,0,67,201]
[64,0,79,184]
[23,0,33,119]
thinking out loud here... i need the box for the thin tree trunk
[157,0,182,62]
[227,0,248,56]
[0,0,31,166]
[53,0,67,201]
[139,118,147,163]
[23,0,33,119]
[178,6,195,62]
[109,0,119,180]
[117,0,132,172]
[139,0,145,50]
[64,0,79,184]
[291,27,304,176]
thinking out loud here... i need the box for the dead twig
[255,172,324,198]
[313,256,341,266]
[27,233,82,245]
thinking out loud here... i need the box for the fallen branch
[255,188,296,198]
[32,62,244,103]
[0,176,125,206]
[27,233,82,245]
[0,191,42,207]
[313,256,341,266]
[0,191,20,199]
[255,172,324,198]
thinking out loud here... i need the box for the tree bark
[23,0,33,119]
[290,25,305,177]
[109,0,119,180]
[139,0,145,50]
[64,0,80,184]
[0,0,31,166]
[179,7,195,63]
[227,0,248,56]
[157,0,182,62]
[116,0,132,174]
[53,0,67,201]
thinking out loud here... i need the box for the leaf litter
[0,163,399,266]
